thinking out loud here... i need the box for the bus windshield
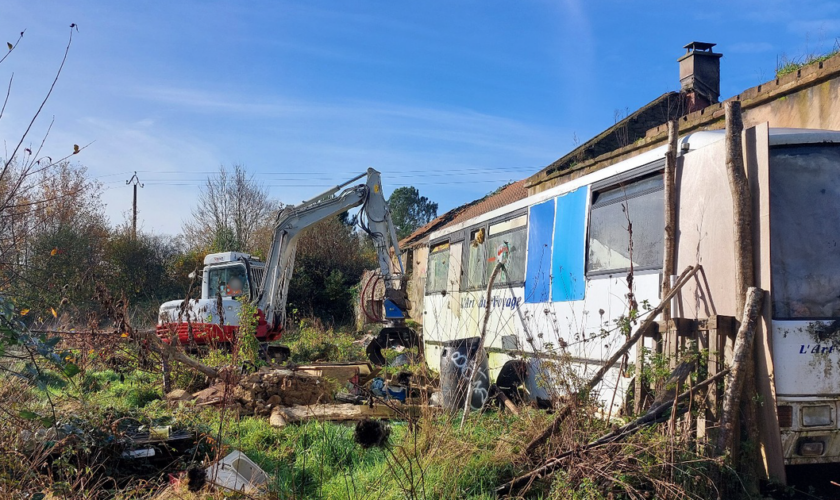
[770,144,840,319]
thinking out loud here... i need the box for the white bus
[422,126,840,467]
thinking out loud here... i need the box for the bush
[282,318,365,363]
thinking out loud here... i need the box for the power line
[100,177,520,191]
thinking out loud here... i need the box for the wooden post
[662,119,679,319]
[722,102,760,493]
[717,287,763,455]
[639,119,679,416]
[460,262,503,429]
[126,172,144,240]
[745,122,787,483]
[724,102,754,317]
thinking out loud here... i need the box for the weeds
[281,318,367,363]
[776,40,840,77]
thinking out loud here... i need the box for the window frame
[460,210,528,291]
[585,168,665,277]
[206,263,251,299]
[425,239,451,295]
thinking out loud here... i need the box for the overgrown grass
[1,321,755,499]
[776,42,840,77]
[280,318,367,363]
[193,409,545,500]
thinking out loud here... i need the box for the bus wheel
[496,360,528,404]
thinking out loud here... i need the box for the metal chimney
[679,42,723,104]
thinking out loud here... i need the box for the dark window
[770,145,840,319]
[587,174,664,274]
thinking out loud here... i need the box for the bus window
[486,215,527,284]
[426,242,450,294]
[770,145,840,319]
[587,174,664,275]
[464,228,486,289]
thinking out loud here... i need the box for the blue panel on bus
[551,188,587,302]
[524,199,555,303]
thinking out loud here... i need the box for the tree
[0,27,84,295]
[11,163,109,318]
[182,164,279,257]
[102,229,186,323]
[388,187,438,240]
[287,216,375,325]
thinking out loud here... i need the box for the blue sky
[2,0,839,235]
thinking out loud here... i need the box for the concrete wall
[745,78,840,131]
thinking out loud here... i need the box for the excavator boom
[257,168,406,331]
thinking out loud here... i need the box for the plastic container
[439,337,490,412]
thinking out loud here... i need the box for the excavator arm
[257,168,407,333]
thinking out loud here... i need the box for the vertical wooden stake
[717,287,763,455]
[662,119,679,319]
[724,102,754,317]
[720,103,761,486]
[460,262,503,429]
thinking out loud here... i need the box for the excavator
[156,168,418,365]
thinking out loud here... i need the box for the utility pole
[126,172,144,240]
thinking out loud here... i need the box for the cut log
[270,403,425,425]
[717,287,764,455]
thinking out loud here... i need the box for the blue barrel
[439,337,490,412]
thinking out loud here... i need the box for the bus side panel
[673,139,739,319]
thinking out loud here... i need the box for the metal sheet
[524,199,555,303]
[551,188,588,302]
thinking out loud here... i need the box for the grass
[776,42,840,77]
[10,356,550,499]
[184,403,543,499]
[280,318,368,363]
[1,321,747,499]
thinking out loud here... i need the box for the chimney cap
[683,41,719,53]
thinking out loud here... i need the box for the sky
[2,0,839,235]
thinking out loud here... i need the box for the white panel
[773,321,840,396]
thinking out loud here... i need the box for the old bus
[422,125,840,468]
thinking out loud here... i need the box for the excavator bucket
[365,327,421,366]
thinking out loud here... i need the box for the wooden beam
[717,287,764,454]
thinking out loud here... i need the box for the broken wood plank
[717,287,764,455]
[295,366,360,382]
[495,386,521,416]
[499,369,729,496]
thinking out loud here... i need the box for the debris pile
[240,368,333,415]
